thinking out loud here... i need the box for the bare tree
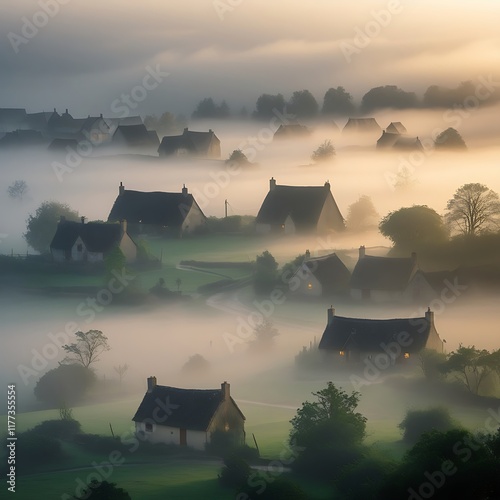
[62,330,110,368]
[445,183,500,235]
[114,364,129,383]
[7,180,28,201]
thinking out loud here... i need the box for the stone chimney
[209,129,213,133]
[359,245,366,259]
[324,180,330,190]
[80,216,85,224]
[119,182,125,196]
[65,108,69,114]
[183,127,189,133]
[425,307,434,327]
[305,249,310,260]
[147,376,157,393]
[270,177,276,191]
[221,381,230,401]
[120,219,127,234]
[182,184,188,196]
[327,305,335,325]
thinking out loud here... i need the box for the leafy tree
[7,179,28,201]
[422,81,498,108]
[62,330,110,368]
[361,85,418,112]
[218,456,251,488]
[418,348,447,381]
[445,183,500,235]
[346,195,379,231]
[379,205,449,251]
[322,86,355,115]
[24,201,79,253]
[253,250,278,294]
[144,112,186,135]
[435,127,467,150]
[253,93,286,120]
[398,407,457,444]
[441,345,500,395]
[393,165,417,191]
[226,149,252,166]
[73,480,131,500]
[289,382,367,478]
[105,246,127,278]
[192,98,230,119]
[287,89,318,118]
[181,354,210,375]
[311,140,335,162]
[34,364,96,406]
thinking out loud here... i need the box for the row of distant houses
[0,107,221,157]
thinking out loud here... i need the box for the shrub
[30,419,81,440]
[241,475,308,499]
[218,456,251,488]
[398,407,457,444]
[73,480,131,500]
[18,432,62,465]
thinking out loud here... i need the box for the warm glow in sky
[1,1,500,114]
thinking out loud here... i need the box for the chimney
[120,219,127,234]
[100,113,103,118]
[221,381,230,401]
[209,129,213,133]
[359,245,366,259]
[182,184,188,196]
[119,182,125,196]
[53,108,56,113]
[65,108,69,114]
[147,376,157,393]
[327,305,335,325]
[305,249,310,260]
[324,180,330,190]
[80,216,85,225]
[425,307,434,327]
[183,127,188,133]
[59,215,66,223]
[270,177,276,191]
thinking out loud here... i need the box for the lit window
[224,423,230,432]
[339,351,345,356]
[404,352,410,359]
[145,422,153,432]
[307,283,312,289]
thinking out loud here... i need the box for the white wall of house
[317,193,343,233]
[70,236,87,262]
[182,203,206,233]
[291,266,323,296]
[403,274,438,303]
[135,421,208,450]
[119,233,137,263]
[284,215,295,234]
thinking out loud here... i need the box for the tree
[379,205,449,251]
[253,93,286,120]
[113,364,128,383]
[361,85,418,112]
[73,480,131,500]
[445,183,500,235]
[192,98,230,119]
[144,112,186,135]
[311,140,335,162]
[287,90,318,118]
[247,318,279,352]
[322,86,355,115]
[418,348,447,381]
[34,364,96,406]
[253,250,278,294]
[24,201,79,253]
[345,195,379,231]
[441,345,500,395]
[435,127,467,150]
[226,149,252,166]
[181,354,211,375]
[398,407,457,444]
[105,246,127,278]
[289,382,367,478]
[62,330,110,368]
[7,180,28,201]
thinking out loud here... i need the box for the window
[339,350,345,356]
[145,422,153,432]
[224,423,230,432]
[307,283,312,289]
[404,352,410,359]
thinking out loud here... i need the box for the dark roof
[108,189,205,226]
[256,183,344,232]
[50,221,123,253]
[132,385,244,431]
[376,131,400,148]
[105,116,143,128]
[343,118,381,133]
[113,124,159,147]
[158,128,219,155]
[351,255,417,291]
[25,112,53,131]
[319,314,431,352]
[393,136,423,150]
[0,108,27,126]
[0,129,46,147]
[274,124,310,139]
[413,269,458,291]
[79,116,110,133]
[386,122,407,134]
[302,253,351,293]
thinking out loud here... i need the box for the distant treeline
[179,81,500,121]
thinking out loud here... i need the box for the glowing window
[307,283,312,289]
[339,351,345,356]
[224,423,230,432]
[404,352,410,359]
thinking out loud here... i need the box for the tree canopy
[253,93,286,120]
[62,330,110,368]
[435,127,467,150]
[192,97,230,119]
[445,183,500,235]
[7,180,28,201]
[361,85,418,112]
[345,195,379,231]
[322,86,355,115]
[24,201,79,253]
[287,89,319,118]
[379,205,449,251]
[311,140,335,162]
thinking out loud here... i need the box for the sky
[2,0,500,116]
